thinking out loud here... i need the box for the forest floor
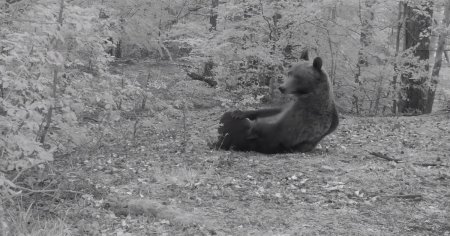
[15,61,450,235]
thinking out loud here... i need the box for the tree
[398,1,433,114]
[354,0,376,114]
[210,0,219,31]
[357,0,376,70]
[429,0,450,113]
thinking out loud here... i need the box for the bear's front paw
[231,110,247,119]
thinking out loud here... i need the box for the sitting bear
[215,57,338,154]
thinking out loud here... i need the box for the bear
[215,57,338,154]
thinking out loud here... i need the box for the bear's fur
[216,57,338,154]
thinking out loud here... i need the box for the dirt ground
[17,62,450,235]
[64,112,449,235]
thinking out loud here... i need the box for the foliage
[171,0,444,114]
[1,0,450,234]
[0,0,144,195]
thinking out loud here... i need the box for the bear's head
[279,57,329,96]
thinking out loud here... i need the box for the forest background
[1,0,449,235]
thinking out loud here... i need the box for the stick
[380,194,423,200]
[369,152,402,163]
[413,162,449,167]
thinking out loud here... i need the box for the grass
[2,203,70,236]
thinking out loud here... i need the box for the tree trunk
[392,1,406,114]
[427,0,450,113]
[300,49,309,61]
[355,0,375,84]
[359,0,375,66]
[209,0,219,31]
[398,1,433,114]
[115,39,122,58]
[205,0,219,82]
[39,0,64,144]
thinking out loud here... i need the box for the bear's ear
[313,57,322,71]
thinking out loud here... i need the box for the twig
[187,72,217,87]
[182,100,188,153]
[12,185,84,195]
[369,152,402,163]
[369,152,448,167]
[11,161,45,182]
[11,168,27,183]
[380,194,423,201]
[132,119,140,142]
[413,162,449,167]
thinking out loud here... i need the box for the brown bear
[216,57,338,154]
